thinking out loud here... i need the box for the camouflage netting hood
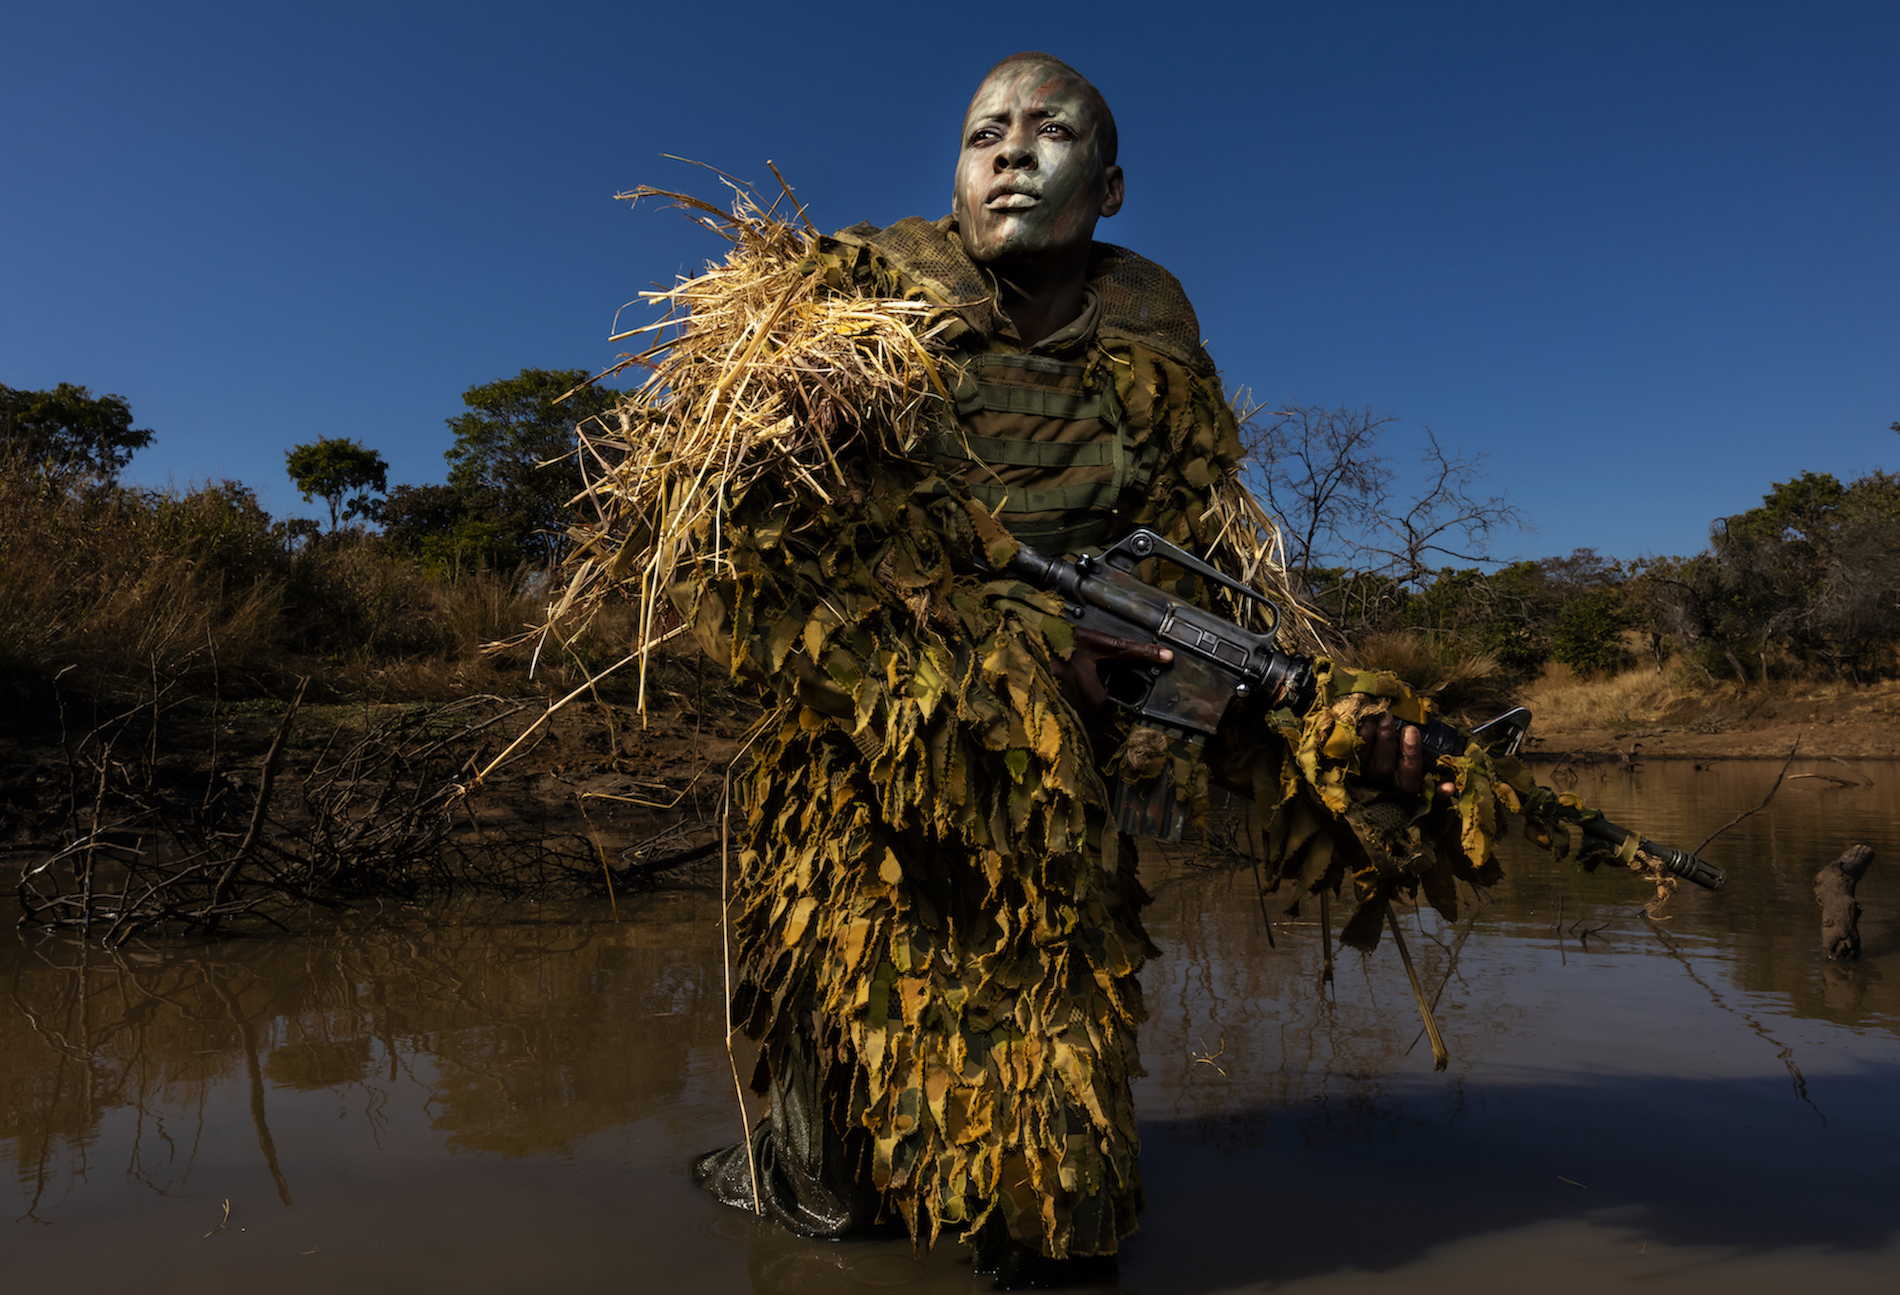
[829,213,1221,376]
[555,186,1669,1258]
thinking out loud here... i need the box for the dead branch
[1693,736,1801,856]
[14,684,729,942]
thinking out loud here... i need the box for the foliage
[0,382,154,480]
[0,453,625,703]
[1239,400,1899,688]
[1551,590,1632,677]
[375,481,518,578]
[441,367,620,566]
[1360,548,1626,690]
[285,437,388,532]
[0,461,282,693]
[1650,467,1900,681]
[376,482,463,553]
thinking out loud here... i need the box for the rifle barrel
[1577,814,1727,890]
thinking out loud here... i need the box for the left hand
[1357,713,1457,803]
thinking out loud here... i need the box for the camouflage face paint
[952,62,1124,267]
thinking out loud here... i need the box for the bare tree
[1237,400,1529,634]
[1237,400,1397,573]
[1359,430,1529,590]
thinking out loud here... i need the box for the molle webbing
[932,353,1157,555]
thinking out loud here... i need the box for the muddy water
[5,758,1897,1293]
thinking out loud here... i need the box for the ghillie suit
[557,187,1666,1260]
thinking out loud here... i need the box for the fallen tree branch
[1693,736,1801,856]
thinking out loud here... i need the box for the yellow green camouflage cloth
[676,217,1243,1258]
[673,215,1644,1260]
[1224,659,1649,950]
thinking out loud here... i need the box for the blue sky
[5,0,1895,564]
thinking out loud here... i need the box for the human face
[952,63,1124,266]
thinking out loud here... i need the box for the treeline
[0,373,627,704]
[277,368,621,571]
[6,379,1892,707]
[1246,405,1900,700]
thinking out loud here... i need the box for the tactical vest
[826,215,1224,558]
[932,350,1154,555]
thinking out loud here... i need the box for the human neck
[987,243,1091,348]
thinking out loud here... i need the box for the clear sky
[5,0,1895,565]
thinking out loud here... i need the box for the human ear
[1099,165,1124,219]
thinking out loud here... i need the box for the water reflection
[4,760,1897,1293]
[4,891,724,1223]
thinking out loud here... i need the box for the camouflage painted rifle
[1004,528,1727,891]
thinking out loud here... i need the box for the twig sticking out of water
[1568,917,1615,945]
[203,1198,231,1238]
[718,755,764,1217]
[1693,736,1801,857]
[1406,908,1477,1058]
[1787,772,1861,788]
[1250,857,1276,949]
[1317,889,1335,991]
[1387,908,1448,1071]
[1828,756,1874,786]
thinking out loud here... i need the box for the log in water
[1815,843,1876,960]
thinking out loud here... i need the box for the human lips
[985,180,1040,210]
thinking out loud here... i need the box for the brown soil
[6,656,1893,921]
[1521,680,1900,763]
[0,641,758,901]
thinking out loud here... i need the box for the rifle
[1002,528,1726,891]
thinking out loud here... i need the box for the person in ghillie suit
[677,52,1459,1285]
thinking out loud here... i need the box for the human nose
[993,126,1037,170]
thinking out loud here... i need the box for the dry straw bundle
[1201,473,1329,653]
[551,179,961,705]
[522,174,1323,733]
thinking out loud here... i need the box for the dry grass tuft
[1519,663,1702,732]
[552,182,956,707]
[0,455,636,704]
[0,467,279,694]
[1204,477,1329,654]
[1341,629,1502,712]
[1521,665,1900,734]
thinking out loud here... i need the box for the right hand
[1049,627,1173,718]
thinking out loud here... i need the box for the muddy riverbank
[1520,677,1900,763]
